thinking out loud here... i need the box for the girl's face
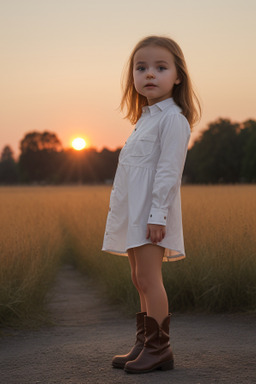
[133,45,180,106]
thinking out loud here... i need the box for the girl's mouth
[145,83,157,88]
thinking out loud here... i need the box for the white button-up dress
[102,98,190,261]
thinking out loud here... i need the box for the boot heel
[159,360,174,371]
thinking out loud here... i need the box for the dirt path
[0,265,255,384]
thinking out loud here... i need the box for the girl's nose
[146,71,155,79]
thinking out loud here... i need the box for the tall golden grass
[0,187,64,326]
[0,185,255,326]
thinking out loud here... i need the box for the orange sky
[1,0,256,158]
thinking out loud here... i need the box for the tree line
[0,118,255,185]
[183,118,256,183]
[0,131,120,184]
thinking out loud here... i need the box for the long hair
[120,35,201,128]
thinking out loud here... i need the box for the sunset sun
[72,137,86,150]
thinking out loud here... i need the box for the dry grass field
[0,185,255,326]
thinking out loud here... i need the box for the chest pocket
[131,134,156,157]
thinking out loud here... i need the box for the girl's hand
[146,224,166,245]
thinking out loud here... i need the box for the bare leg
[128,248,147,313]
[133,244,168,325]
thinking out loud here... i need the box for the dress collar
[142,98,176,116]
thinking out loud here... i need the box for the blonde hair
[120,35,201,128]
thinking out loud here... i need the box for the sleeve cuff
[147,208,168,226]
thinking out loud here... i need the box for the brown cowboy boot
[112,312,146,369]
[124,314,174,374]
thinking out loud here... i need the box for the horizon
[2,114,255,161]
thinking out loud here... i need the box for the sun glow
[72,137,87,150]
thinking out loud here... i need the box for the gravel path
[0,265,255,384]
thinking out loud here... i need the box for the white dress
[102,98,190,261]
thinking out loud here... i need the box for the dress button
[109,207,111,211]
[150,214,152,217]
[164,216,166,220]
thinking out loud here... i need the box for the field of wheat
[0,185,255,326]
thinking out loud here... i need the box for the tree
[240,120,256,182]
[19,131,62,182]
[58,148,99,183]
[0,146,18,184]
[57,147,120,183]
[20,131,62,153]
[95,148,120,182]
[184,119,242,183]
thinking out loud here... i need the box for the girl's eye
[158,66,167,71]
[137,66,145,71]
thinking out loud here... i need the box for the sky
[1,0,256,158]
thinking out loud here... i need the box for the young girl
[102,35,201,374]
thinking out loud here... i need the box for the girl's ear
[175,78,181,85]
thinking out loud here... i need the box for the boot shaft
[144,314,171,350]
[135,311,147,344]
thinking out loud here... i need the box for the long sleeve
[147,113,190,226]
